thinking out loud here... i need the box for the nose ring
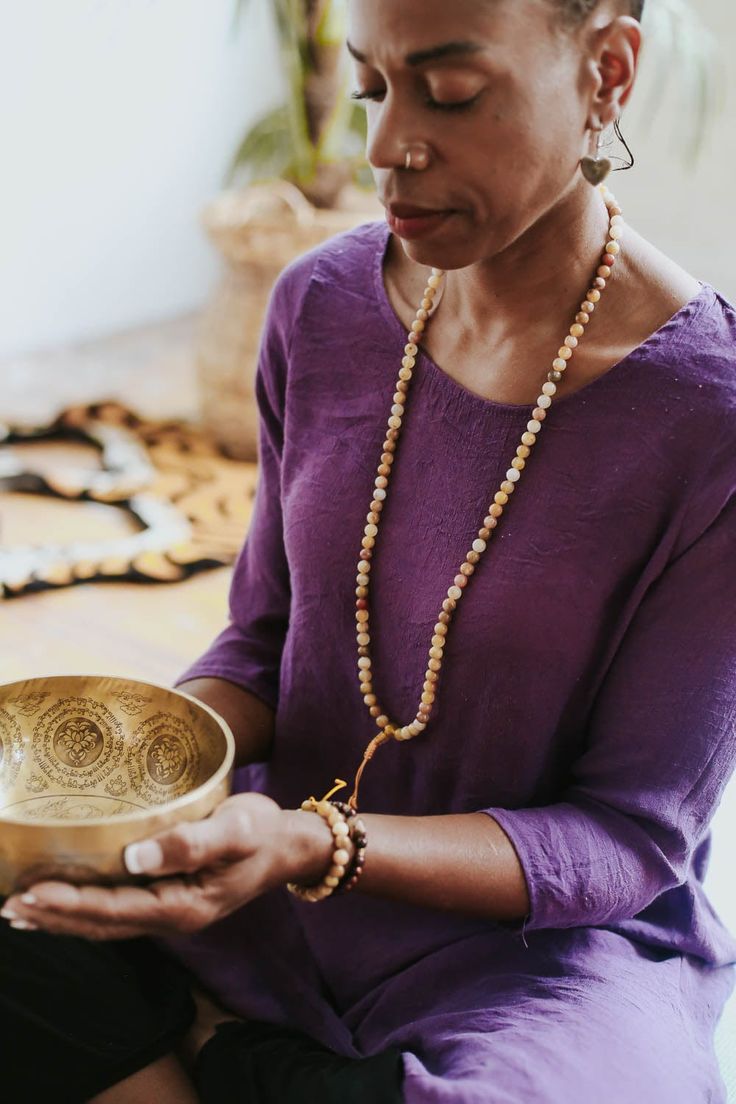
[404,144,429,171]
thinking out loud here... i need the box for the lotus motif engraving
[53,718,104,768]
[146,733,187,785]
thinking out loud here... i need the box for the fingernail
[1,906,18,921]
[10,919,38,931]
[21,893,37,907]
[124,840,163,874]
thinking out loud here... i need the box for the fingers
[123,798,256,877]
[0,877,216,940]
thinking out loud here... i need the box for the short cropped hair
[558,0,645,23]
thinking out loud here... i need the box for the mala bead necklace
[344,184,625,812]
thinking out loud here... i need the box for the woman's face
[347,0,606,270]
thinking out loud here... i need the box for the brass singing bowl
[0,674,235,896]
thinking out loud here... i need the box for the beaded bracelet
[286,792,353,903]
[330,800,368,895]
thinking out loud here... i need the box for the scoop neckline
[370,219,713,418]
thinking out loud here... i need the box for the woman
[2,0,735,1101]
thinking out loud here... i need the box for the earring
[580,131,612,187]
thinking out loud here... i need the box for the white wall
[615,0,736,301]
[0,0,282,358]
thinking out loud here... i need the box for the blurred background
[0,0,734,959]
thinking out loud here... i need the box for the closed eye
[350,88,386,103]
[350,89,483,113]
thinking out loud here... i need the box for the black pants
[0,920,404,1103]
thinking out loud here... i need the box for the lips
[385,203,455,241]
[388,203,447,220]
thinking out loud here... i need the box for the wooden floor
[1,313,232,687]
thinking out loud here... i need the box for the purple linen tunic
[167,221,736,1102]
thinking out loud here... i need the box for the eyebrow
[346,40,486,67]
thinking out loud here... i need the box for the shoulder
[638,284,736,427]
[268,219,388,328]
[654,286,736,553]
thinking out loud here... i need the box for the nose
[365,92,418,172]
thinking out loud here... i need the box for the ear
[586,16,642,129]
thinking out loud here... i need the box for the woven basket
[197,182,379,460]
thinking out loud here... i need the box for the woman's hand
[0,793,335,941]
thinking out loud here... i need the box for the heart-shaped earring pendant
[580,156,612,186]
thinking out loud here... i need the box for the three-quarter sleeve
[174,269,299,711]
[483,463,736,933]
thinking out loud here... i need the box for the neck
[441,181,611,338]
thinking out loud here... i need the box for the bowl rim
[0,674,236,828]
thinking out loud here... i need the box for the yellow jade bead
[405,343,418,356]
[399,367,413,381]
[495,491,509,506]
[411,319,425,333]
[576,311,590,324]
[364,693,377,705]
[489,504,504,518]
[512,457,525,470]
[570,323,584,338]
[434,623,448,635]
[334,849,351,865]
[429,647,443,660]
[521,431,537,446]
[422,692,435,704]
[467,550,480,564]
[427,274,442,288]
[557,346,573,360]
[501,481,516,495]
[358,633,370,645]
[402,356,415,370]
[606,241,620,255]
[432,634,446,647]
[587,289,601,303]
[428,658,442,671]
[517,444,531,457]
[388,416,402,429]
[581,300,595,313]
[421,298,433,311]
